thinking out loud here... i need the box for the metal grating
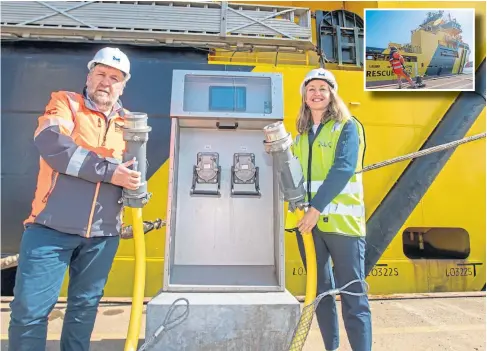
[316,10,364,66]
[1,1,314,51]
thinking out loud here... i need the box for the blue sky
[365,9,475,59]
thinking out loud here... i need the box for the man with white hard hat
[8,47,141,351]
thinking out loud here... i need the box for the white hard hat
[300,68,338,95]
[87,47,131,81]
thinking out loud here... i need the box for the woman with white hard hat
[289,67,372,351]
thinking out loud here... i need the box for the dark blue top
[309,119,359,213]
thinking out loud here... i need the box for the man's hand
[110,158,141,190]
[297,207,321,234]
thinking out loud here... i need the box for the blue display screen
[209,86,246,112]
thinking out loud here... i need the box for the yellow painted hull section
[56,0,486,298]
[365,25,470,82]
[365,61,417,82]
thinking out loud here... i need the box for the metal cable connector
[137,297,190,351]
[120,218,166,240]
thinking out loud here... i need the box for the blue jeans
[8,224,120,351]
[296,229,372,351]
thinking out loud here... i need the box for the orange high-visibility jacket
[25,90,128,238]
[389,52,406,74]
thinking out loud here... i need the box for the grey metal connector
[263,121,307,211]
[122,112,152,208]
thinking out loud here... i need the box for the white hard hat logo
[300,68,338,95]
[87,47,131,81]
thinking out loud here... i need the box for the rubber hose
[302,234,317,306]
[296,208,317,305]
[124,207,146,351]
[287,208,318,350]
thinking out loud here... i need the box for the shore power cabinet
[163,70,285,292]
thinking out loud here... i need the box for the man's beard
[89,90,116,109]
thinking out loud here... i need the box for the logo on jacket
[318,141,332,148]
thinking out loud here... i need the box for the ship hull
[1,39,485,297]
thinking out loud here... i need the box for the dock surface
[1,293,485,350]
[367,74,474,90]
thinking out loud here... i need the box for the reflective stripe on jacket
[292,117,366,237]
[389,52,405,74]
[24,90,127,238]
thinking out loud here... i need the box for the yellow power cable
[288,208,317,350]
[296,208,317,305]
[124,207,146,351]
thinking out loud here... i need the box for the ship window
[402,55,418,62]
[402,227,470,259]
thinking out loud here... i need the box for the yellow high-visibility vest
[292,117,366,237]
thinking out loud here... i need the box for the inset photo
[364,9,475,91]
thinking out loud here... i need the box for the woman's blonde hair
[296,85,351,134]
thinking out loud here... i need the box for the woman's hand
[297,207,321,233]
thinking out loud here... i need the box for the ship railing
[209,49,315,66]
[397,45,422,54]
[1,1,315,52]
